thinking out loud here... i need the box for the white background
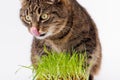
[0,0,120,80]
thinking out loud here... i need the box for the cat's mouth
[30,27,46,37]
[39,33,46,37]
[30,27,52,39]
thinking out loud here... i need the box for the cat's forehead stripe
[27,0,52,13]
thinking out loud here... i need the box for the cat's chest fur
[44,39,68,52]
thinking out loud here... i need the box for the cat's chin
[35,32,52,40]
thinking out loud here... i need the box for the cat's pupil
[41,14,48,20]
[26,16,31,22]
[26,16,29,20]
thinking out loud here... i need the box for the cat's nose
[30,27,40,36]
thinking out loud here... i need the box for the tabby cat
[20,0,102,80]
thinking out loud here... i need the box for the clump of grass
[31,48,89,80]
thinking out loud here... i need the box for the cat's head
[20,0,72,39]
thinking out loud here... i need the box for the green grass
[30,48,90,80]
[23,48,90,80]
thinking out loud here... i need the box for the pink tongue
[30,27,40,36]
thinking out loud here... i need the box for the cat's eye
[41,13,49,20]
[25,16,31,22]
